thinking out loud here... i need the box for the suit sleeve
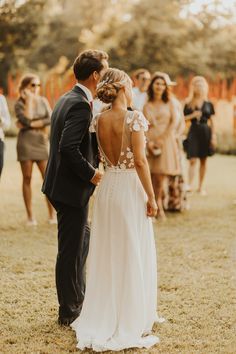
[59,102,96,182]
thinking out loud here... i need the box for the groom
[42,49,109,325]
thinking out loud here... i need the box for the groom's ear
[92,71,100,81]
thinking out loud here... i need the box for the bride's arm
[131,129,157,217]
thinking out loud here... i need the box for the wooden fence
[4,71,236,106]
[2,69,236,152]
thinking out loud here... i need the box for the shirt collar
[76,83,93,102]
[133,87,145,95]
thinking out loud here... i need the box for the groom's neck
[77,80,95,98]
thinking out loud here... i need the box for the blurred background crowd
[1,0,236,224]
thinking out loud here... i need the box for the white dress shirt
[0,94,11,141]
[132,87,148,111]
[76,83,93,103]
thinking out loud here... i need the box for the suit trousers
[51,199,90,319]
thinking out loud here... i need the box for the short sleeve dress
[183,101,215,159]
[145,100,180,176]
[71,110,160,351]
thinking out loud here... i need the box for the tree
[81,0,236,79]
[0,0,45,90]
[1,0,236,93]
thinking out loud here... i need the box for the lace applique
[89,117,97,133]
[93,111,148,171]
[117,147,134,169]
[128,111,149,132]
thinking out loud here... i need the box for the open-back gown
[71,110,161,351]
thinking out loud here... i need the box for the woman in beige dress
[143,72,180,219]
[15,74,55,225]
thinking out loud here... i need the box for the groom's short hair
[73,50,109,81]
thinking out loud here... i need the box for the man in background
[132,69,151,111]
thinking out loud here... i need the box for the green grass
[1,138,236,354]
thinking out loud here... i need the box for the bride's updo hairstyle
[97,68,131,104]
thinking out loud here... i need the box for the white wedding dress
[71,110,161,352]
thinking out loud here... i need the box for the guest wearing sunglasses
[132,69,151,111]
[15,73,55,226]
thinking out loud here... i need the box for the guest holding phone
[15,74,55,225]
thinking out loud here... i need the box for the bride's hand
[147,197,158,217]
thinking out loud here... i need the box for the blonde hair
[186,76,209,107]
[97,68,131,104]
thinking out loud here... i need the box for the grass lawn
[0,137,236,354]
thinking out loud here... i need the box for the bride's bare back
[91,109,150,170]
[97,109,126,166]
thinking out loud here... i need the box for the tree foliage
[1,0,236,91]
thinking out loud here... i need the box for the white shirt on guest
[0,94,11,141]
[76,83,93,103]
[132,87,148,111]
[93,98,108,116]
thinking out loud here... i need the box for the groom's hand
[90,169,103,186]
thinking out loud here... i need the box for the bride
[71,68,161,351]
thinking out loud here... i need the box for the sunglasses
[31,83,41,87]
[140,77,150,82]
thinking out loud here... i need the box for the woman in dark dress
[184,76,216,195]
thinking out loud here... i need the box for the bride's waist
[105,167,136,173]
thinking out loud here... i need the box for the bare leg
[198,157,207,193]
[152,173,166,219]
[20,161,34,221]
[151,173,159,204]
[36,160,55,220]
[188,158,197,191]
[157,175,167,219]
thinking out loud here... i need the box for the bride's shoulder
[126,110,149,132]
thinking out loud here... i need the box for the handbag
[152,147,162,156]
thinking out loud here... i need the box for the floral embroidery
[114,147,134,170]
[133,121,141,131]
[129,111,149,132]
[89,118,97,133]
[127,115,133,124]
[127,151,133,159]
[119,163,126,170]
[95,111,148,170]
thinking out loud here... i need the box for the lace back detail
[127,110,149,133]
[90,110,149,170]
